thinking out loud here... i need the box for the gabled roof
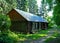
[13,8,47,22]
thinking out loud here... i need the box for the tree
[38,0,51,18]
[39,0,47,17]
[0,0,17,14]
[38,0,56,27]
[0,14,11,31]
[17,0,28,11]
[28,0,38,14]
[46,0,60,26]
[17,0,38,14]
[53,0,60,26]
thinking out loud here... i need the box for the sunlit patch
[37,34,48,37]
[26,34,32,37]
[19,38,26,41]
[50,36,56,38]
[7,18,10,21]
[8,32,19,40]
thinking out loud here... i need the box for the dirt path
[17,28,57,43]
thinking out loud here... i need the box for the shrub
[0,31,18,43]
[0,14,11,31]
[0,14,17,43]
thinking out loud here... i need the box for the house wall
[27,22,32,33]
[10,21,28,33]
[31,22,48,33]
[7,9,27,21]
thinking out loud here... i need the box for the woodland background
[0,0,60,43]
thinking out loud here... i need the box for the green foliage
[53,5,60,26]
[0,29,49,42]
[46,0,54,11]
[46,0,60,26]
[46,0,52,3]
[53,0,60,26]
[17,29,49,41]
[56,0,60,4]
[17,0,28,11]
[0,14,11,31]
[28,0,38,14]
[45,16,55,28]
[0,31,18,43]
[17,0,38,14]
[0,0,38,14]
[0,0,17,14]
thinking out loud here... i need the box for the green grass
[4,29,49,42]
[1,28,59,43]
[17,29,49,41]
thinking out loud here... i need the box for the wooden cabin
[7,8,48,33]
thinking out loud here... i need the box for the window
[32,22,35,30]
[32,22,39,30]
[35,22,38,29]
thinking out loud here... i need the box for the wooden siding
[10,21,28,33]
[27,22,32,33]
[7,9,27,21]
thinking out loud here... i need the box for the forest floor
[17,27,60,43]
